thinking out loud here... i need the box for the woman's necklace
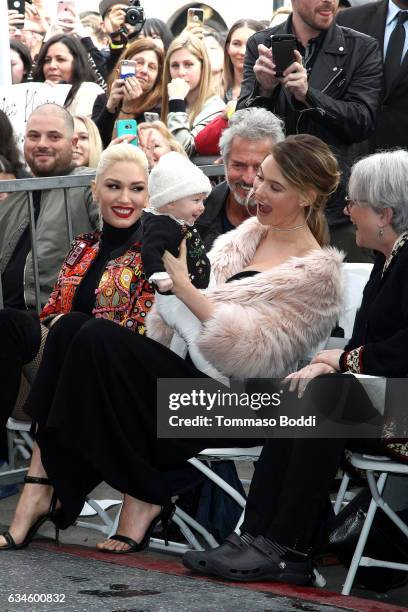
[269,223,306,232]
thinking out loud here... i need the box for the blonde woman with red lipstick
[0,143,155,468]
[38,142,154,326]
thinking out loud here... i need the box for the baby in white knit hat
[142,152,227,383]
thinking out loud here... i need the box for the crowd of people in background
[1,0,408,595]
[5,2,287,160]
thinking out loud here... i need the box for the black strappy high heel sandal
[101,502,176,554]
[0,476,60,551]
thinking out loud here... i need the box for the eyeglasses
[344,196,358,215]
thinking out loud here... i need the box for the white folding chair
[187,446,263,532]
[3,376,33,485]
[340,263,373,338]
[334,453,408,595]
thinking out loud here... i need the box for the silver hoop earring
[378,227,384,238]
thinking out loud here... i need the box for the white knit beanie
[148,152,212,209]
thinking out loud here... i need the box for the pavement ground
[1,474,408,611]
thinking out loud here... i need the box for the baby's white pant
[155,292,228,385]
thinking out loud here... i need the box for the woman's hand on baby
[283,362,336,398]
[163,240,190,295]
[156,278,174,293]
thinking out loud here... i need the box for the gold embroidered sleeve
[340,346,364,373]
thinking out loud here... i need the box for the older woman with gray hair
[310,148,408,378]
[184,149,408,585]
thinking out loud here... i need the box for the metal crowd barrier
[0,173,95,313]
[0,161,225,313]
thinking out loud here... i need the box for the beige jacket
[0,167,100,308]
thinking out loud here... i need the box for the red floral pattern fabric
[40,232,154,335]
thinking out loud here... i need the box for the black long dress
[25,271,260,528]
[0,221,142,433]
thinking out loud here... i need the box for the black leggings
[0,308,41,432]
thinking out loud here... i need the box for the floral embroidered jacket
[40,231,154,335]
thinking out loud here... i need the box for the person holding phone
[7,3,25,34]
[183,7,205,40]
[9,1,50,60]
[38,3,109,87]
[161,34,225,157]
[92,38,164,148]
[236,0,382,263]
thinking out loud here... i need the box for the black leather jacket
[237,20,382,225]
[196,181,230,252]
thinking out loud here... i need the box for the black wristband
[168,99,187,113]
[110,29,128,45]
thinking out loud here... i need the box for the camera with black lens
[125,0,145,28]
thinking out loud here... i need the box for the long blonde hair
[272,135,341,246]
[73,116,103,168]
[161,34,214,127]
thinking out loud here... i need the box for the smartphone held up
[7,0,27,29]
[270,34,297,77]
[187,8,204,28]
[57,0,76,18]
[119,60,137,79]
[116,119,139,146]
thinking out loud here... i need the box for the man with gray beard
[196,108,285,251]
